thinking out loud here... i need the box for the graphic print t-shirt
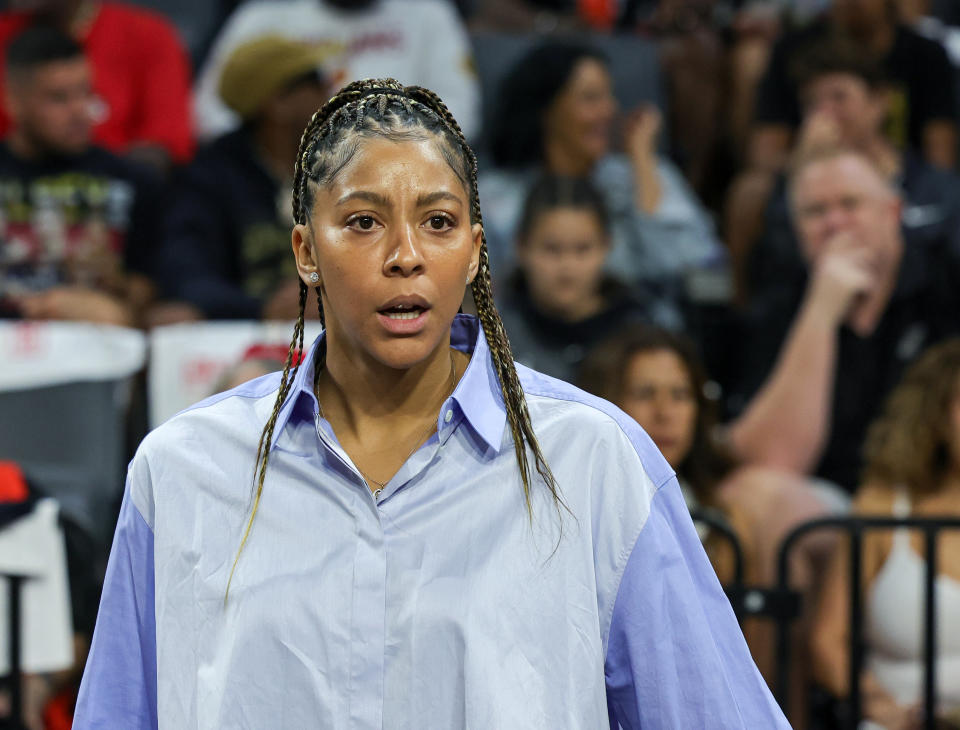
[0,143,159,301]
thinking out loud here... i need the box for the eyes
[345,212,457,233]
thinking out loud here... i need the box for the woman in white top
[812,337,960,729]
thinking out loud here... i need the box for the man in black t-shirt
[750,0,958,172]
[0,27,159,325]
[746,41,960,303]
[726,145,960,492]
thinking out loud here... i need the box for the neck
[543,139,592,176]
[253,120,299,183]
[316,328,461,440]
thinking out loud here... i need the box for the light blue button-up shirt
[74,315,788,729]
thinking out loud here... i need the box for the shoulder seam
[523,387,676,484]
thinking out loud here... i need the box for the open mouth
[379,304,426,320]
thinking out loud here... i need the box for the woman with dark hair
[73,79,786,728]
[579,324,838,712]
[579,325,752,583]
[498,174,679,383]
[812,338,960,729]
[479,40,723,290]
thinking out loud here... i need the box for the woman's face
[518,207,608,320]
[619,348,698,469]
[292,136,482,370]
[544,58,617,169]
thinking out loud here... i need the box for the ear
[291,223,320,286]
[466,222,483,284]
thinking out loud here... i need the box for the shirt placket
[315,414,386,730]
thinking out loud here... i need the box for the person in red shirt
[0,0,194,171]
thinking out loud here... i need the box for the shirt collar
[271,314,507,454]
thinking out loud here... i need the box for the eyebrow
[335,190,391,207]
[334,190,463,208]
[416,191,463,207]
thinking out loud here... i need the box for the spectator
[479,40,723,297]
[578,324,835,702]
[577,325,753,584]
[727,144,960,492]
[811,338,960,728]
[154,36,329,322]
[0,28,161,327]
[193,0,479,142]
[750,0,958,171]
[497,175,676,382]
[0,0,194,171]
[728,40,960,304]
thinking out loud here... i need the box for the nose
[820,204,851,238]
[383,222,425,277]
[651,391,672,423]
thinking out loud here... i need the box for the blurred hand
[796,109,842,157]
[15,286,133,326]
[625,105,663,162]
[805,232,876,329]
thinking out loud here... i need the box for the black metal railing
[1,572,28,730]
[773,516,960,730]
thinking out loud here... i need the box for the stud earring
[309,272,320,284]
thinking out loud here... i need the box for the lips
[376,295,431,335]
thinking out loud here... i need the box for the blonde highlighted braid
[225,79,566,602]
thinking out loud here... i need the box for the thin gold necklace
[316,352,458,494]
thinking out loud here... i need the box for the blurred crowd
[2,0,960,727]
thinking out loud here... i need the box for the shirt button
[444,409,453,423]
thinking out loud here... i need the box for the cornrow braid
[225,279,308,603]
[228,78,567,601]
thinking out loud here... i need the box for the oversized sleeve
[604,476,789,729]
[73,470,157,730]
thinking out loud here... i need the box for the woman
[497,174,678,383]
[579,325,836,714]
[811,338,960,729]
[578,327,823,583]
[479,40,724,291]
[73,79,786,728]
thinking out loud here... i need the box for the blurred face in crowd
[543,58,617,173]
[619,348,697,469]
[790,152,902,276]
[518,206,609,322]
[800,73,886,145]
[292,136,482,370]
[6,56,94,156]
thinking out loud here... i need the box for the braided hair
[226,79,566,601]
